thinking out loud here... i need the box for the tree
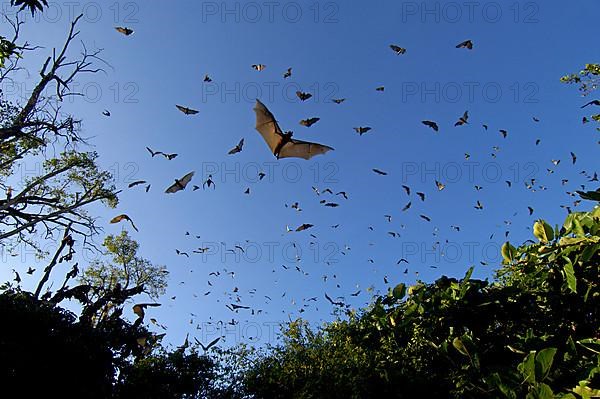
[0,13,118,255]
[562,64,600,129]
[236,206,600,398]
[79,231,169,324]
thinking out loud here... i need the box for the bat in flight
[195,337,221,352]
[253,99,334,160]
[456,39,473,49]
[133,303,161,319]
[110,214,139,232]
[176,105,199,115]
[390,44,407,55]
[165,171,195,193]
[228,138,244,154]
[252,64,266,71]
[283,67,292,79]
[115,26,134,36]
[300,117,320,127]
[422,120,439,132]
[296,91,312,101]
[454,111,469,126]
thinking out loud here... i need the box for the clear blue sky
[2,0,599,349]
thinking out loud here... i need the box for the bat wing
[178,171,194,188]
[254,99,285,155]
[279,139,333,160]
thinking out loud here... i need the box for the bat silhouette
[581,99,600,108]
[133,303,160,319]
[372,168,387,175]
[176,105,199,115]
[165,171,195,193]
[102,110,111,117]
[390,44,406,55]
[115,26,134,36]
[128,180,147,188]
[203,74,212,82]
[299,117,320,127]
[435,180,446,191]
[332,98,346,104]
[354,127,371,135]
[324,293,345,307]
[253,99,334,160]
[195,337,221,352]
[376,86,385,92]
[456,39,473,49]
[283,67,292,79]
[296,91,312,101]
[422,120,439,131]
[454,111,469,126]
[228,138,244,154]
[252,64,266,71]
[296,223,314,232]
[110,214,139,232]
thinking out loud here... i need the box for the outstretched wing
[279,139,333,160]
[254,99,285,155]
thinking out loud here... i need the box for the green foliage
[237,208,600,398]
[80,231,168,302]
[10,0,48,16]
[562,63,600,130]
[0,36,18,68]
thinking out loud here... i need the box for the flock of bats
[76,26,598,345]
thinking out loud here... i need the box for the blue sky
[1,0,599,348]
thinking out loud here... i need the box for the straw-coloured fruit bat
[456,39,473,49]
[165,171,195,193]
[300,117,320,127]
[354,127,371,135]
[283,67,292,79]
[110,214,139,232]
[176,105,199,115]
[115,26,134,36]
[252,64,266,71]
[253,99,334,160]
[422,120,439,131]
[390,44,406,55]
[454,111,469,126]
[228,138,244,154]
[332,98,346,104]
[133,303,161,319]
[296,91,312,101]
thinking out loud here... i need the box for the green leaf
[526,383,554,399]
[392,283,406,299]
[534,347,557,381]
[563,260,577,293]
[501,242,517,264]
[533,220,554,243]
[518,352,536,384]
[452,337,470,357]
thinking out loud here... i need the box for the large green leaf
[533,220,554,243]
[562,260,577,293]
[392,283,406,299]
[501,242,517,264]
[518,352,536,384]
[534,348,557,381]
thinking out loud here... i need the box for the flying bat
[128,180,147,188]
[252,64,266,71]
[376,86,385,92]
[110,214,139,232]
[332,98,346,104]
[165,171,195,193]
[102,110,111,117]
[133,303,160,319]
[422,120,439,131]
[283,67,292,79]
[435,180,446,191]
[176,105,199,115]
[581,99,600,108]
[296,223,314,232]
[196,337,221,352]
[354,127,372,135]
[228,138,244,154]
[300,117,320,127]
[253,99,333,160]
[203,74,212,82]
[115,26,134,36]
[390,44,406,55]
[454,111,469,126]
[372,168,387,175]
[456,39,473,49]
[296,91,312,101]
